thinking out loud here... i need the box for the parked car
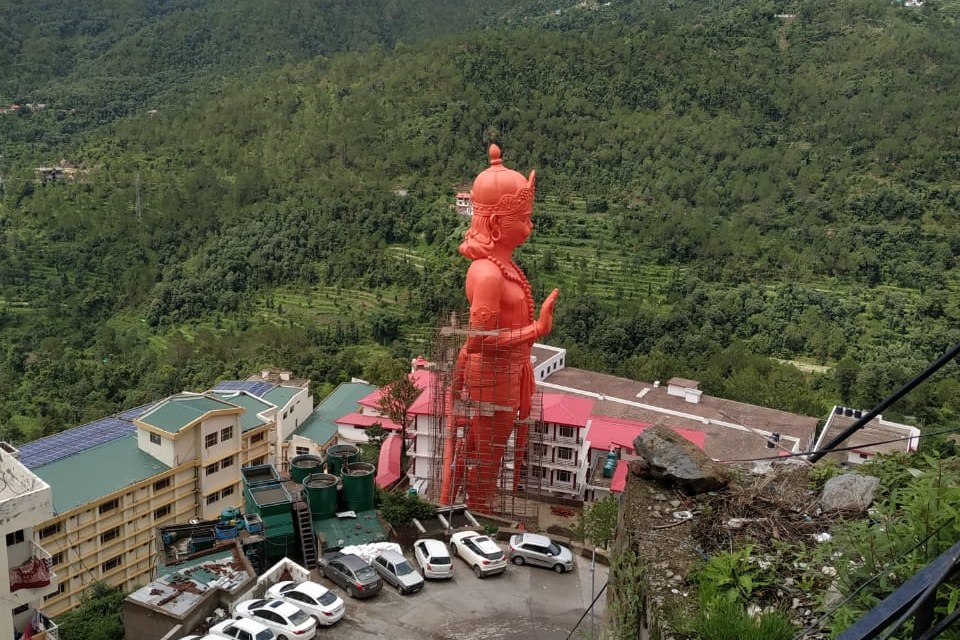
[205,617,276,640]
[319,551,383,598]
[449,530,507,578]
[508,532,575,573]
[180,636,223,640]
[372,549,425,594]
[413,538,454,580]
[233,598,316,640]
[266,580,345,626]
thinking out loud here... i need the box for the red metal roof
[541,393,595,427]
[357,369,435,415]
[375,433,403,488]
[335,412,402,431]
[586,415,706,452]
[611,460,629,493]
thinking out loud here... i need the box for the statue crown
[470,145,536,218]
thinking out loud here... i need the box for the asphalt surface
[312,550,609,640]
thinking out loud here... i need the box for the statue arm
[463,261,558,352]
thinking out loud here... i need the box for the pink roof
[358,370,435,416]
[375,433,402,488]
[586,415,706,451]
[541,393,595,427]
[335,412,402,431]
[611,460,629,493]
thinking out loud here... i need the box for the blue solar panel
[117,402,158,421]
[213,380,276,397]
[19,415,137,470]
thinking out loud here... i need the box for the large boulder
[633,426,730,494]
[819,473,880,513]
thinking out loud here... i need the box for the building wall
[1,446,57,640]
[274,387,312,442]
[137,428,178,468]
[37,465,198,616]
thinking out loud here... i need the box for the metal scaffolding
[425,310,543,529]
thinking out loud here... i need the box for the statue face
[496,212,534,249]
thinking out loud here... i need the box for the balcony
[17,610,59,640]
[10,541,57,594]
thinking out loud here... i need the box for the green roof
[263,386,299,408]
[314,510,387,550]
[139,394,240,433]
[33,435,170,514]
[210,391,272,432]
[291,382,374,446]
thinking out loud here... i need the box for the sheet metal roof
[32,434,170,514]
[292,382,376,445]
[209,391,272,432]
[139,394,241,434]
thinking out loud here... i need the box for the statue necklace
[484,256,535,323]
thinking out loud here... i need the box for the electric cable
[564,580,608,640]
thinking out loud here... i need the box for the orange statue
[440,145,559,512]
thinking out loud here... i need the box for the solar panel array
[117,402,158,421]
[19,415,137,470]
[212,380,276,397]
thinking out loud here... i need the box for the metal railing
[832,539,960,640]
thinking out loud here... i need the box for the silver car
[372,549,425,595]
[507,532,574,573]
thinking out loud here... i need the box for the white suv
[450,531,507,578]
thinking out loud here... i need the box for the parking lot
[311,550,608,640]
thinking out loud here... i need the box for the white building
[0,442,59,639]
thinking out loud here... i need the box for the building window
[534,423,548,435]
[250,432,265,444]
[205,432,218,448]
[221,455,234,469]
[251,456,266,466]
[559,426,576,439]
[154,505,172,519]
[39,523,62,539]
[101,527,121,544]
[154,477,171,491]
[99,498,120,514]
[51,551,64,566]
[12,603,29,615]
[555,469,572,483]
[220,426,233,441]
[533,444,548,458]
[6,530,24,546]
[45,583,67,600]
[557,447,574,461]
[206,492,220,505]
[295,446,310,456]
[149,432,162,445]
[101,555,123,573]
[221,484,235,498]
[206,462,219,475]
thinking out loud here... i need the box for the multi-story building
[18,383,298,617]
[525,393,595,498]
[0,442,59,639]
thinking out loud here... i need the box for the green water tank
[325,443,360,476]
[341,462,376,512]
[304,473,340,518]
[290,454,324,484]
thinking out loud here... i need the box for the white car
[266,580,345,626]
[234,598,316,640]
[205,618,276,640]
[449,531,507,578]
[413,538,454,579]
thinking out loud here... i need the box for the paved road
[315,552,608,640]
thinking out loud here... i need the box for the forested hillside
[1,0,959,445]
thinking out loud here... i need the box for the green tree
[56,581,125,640]
[579,495,619,549]
[377,375,422,472]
